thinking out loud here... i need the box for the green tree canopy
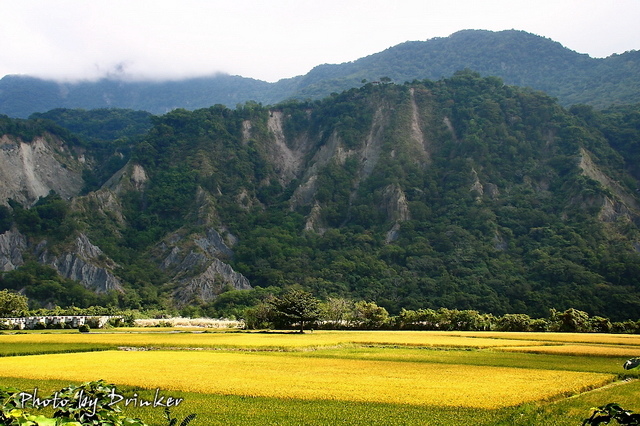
[270,289,321,333]
[0,289,28,317]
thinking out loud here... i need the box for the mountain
[1,72,639,320]
[0,73,274,119]
[1,30,639,118]
[289,30,640,108]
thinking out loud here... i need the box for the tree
[321,297,353,327]
[0,289,28,317]
[560,308,592,332]
[244,300,277,329]
[270,289,321,333]
[349,301,389,329]
[496,313,532,332]
[0,205,12,233]
[590,316,612,333]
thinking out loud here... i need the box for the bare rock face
[103,162,148,194]
[0,229,27,271]
[381,184,411,223]
[266,111,305,185]
[0,135,85,206]
[39,234,123,293]
[194,227,234,260]
[382,184,411,243]
[579,147,640,219]
[173,258,252,303]
[157,227,252,305]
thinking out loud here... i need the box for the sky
[1,0,639,83]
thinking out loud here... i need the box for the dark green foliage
[583,403,640,425]
[30,108,152,142]
[53,380,146,425]
[0,114,83,144]
[0,289,28,317]
[164,407,197,426]
[11,192,78,242]
[268,289,321,333]
[0,385,25,425]
[289,30,640,109]
[202,286,280,319]
[572,103,640,181]
[0,381,147,425]
[0,205,13,234]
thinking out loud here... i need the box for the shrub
[0,380,147,425]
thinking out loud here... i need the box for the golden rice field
[0,329,639,425]
[0,350,615,409]
[0,329,574,350]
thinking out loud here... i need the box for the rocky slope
[0,134,85,206]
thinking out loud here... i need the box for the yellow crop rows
[0,350,614,409]
[0,330,547,349]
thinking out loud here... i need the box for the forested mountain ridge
[1,73,640,321]
[1,30,639,118]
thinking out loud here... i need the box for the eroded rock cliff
[0,228,26,271]
[157,227,251,305]
[0,135,85,206]
[38,234,123,293]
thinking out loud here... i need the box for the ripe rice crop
[0,330,547,350]
[0,350,614,409]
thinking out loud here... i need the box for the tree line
[243,289,638,334]
[2,287,638,334]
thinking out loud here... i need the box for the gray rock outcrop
[173,258,252,303]
[39,234,123,293]
[157,227,252,305]
[0,135,85,206]
[194,228,234,260]
[0,229,27,271]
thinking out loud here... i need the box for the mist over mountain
[1,30,639,118]
[1,72,639,321]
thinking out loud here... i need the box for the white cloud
[1,0,638,82]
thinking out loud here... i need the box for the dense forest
[1,72,640,322]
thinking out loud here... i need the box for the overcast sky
[2,0,639,83]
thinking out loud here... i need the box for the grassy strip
[0,342,114,357]
[497,344,640,358]
[284,346,640,376]
[455,331,640,346]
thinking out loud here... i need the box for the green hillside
[1,73,640,321]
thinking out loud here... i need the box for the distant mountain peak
[1,29,638,118]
